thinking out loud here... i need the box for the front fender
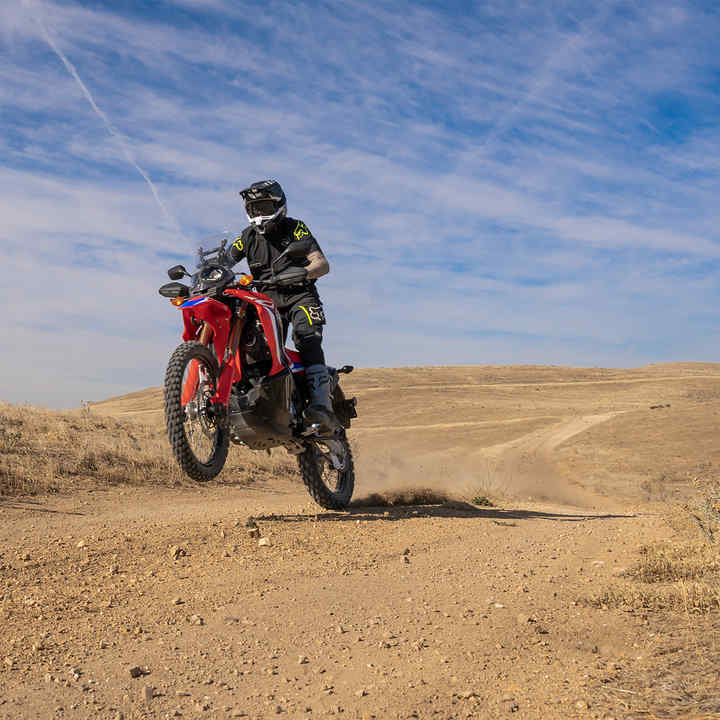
[179,296,232,366]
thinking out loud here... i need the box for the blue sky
[2,0,720,407]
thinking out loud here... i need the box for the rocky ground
[2,363,720,719]
[0,483,663,720]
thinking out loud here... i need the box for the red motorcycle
[158,237,357,509]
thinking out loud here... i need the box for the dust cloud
[350,437,501,507]
[350,421,602,509]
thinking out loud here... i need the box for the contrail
[472,4,615,160]
[21,0,183,235]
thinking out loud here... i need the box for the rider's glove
[274,267,308,287]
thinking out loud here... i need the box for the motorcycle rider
[227,179,338,431]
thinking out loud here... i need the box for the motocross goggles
[246,199,281,218]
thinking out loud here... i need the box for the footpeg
[301,423,322,437]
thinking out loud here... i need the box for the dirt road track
[470,413,626,507]
[353,373,720,393]
[0,408,668,720]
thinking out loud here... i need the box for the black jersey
[227,216,322,283]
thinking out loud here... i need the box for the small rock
[402,556,410,564]
[76,540,86,548]
[355,688,368,697]
[189,614,205,626]
[494,603,505,609]
[258,538,272,547]
[298,655,309,664]
[575,700,589,710]
[20,552,30,561]
[129,666,144,678]
[245,518,257,528]
[172,596,184,606]
[248,528,260,538]
[169,545,186,560]
[402,548,410,556]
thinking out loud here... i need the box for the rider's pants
[268,288,327,367]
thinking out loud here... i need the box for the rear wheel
[164,341,229,482]
[298,431,354,510]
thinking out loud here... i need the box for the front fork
[181,310,246,411]
[214,308,246,406]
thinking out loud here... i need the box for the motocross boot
[304,364,340,433]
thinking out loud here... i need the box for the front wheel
[164,341,230,482]
[298,430,355,510]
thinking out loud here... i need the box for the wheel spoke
[314,442,343,492]
[182,358,218,464]
[165,341,230,483]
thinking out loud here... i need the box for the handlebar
[231,275,307,292]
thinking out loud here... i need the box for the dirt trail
[0,405,669,720]
[355,416,560,433]
[472,413,625,508]
[353,373,720,393]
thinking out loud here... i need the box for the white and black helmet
[239,179,287,234]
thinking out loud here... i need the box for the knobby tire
[164,341,229,482]
[297,430,355,510]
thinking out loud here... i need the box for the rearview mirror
[167,265,188,280]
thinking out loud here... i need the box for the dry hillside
[2,362,720,719]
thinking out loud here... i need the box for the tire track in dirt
[474,412,625,507]
[354,415,560,433]
[354,374,720,393]
[353,412,624,509]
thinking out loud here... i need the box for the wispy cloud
[19,0,182,235]
[2,0,720,406]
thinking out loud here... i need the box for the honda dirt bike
[158,236,358,510]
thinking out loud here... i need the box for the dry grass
[588,463,720,717]
[588,538,720,614]
[594,614,720,718]
[0,401,295,497]
[587,462,720,614]
[589,536,720,615]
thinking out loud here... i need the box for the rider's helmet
[239,179,287,235]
